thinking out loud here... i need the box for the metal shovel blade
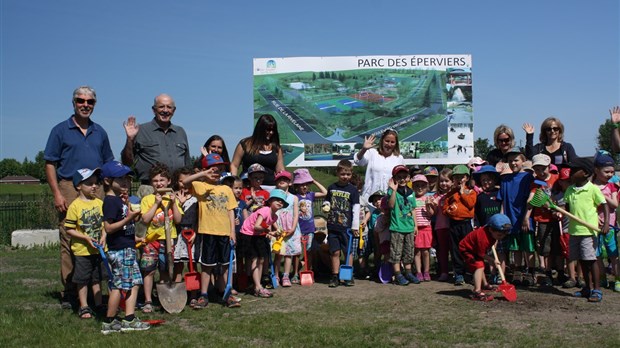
[499,281,517,302]
[156,281,187,314]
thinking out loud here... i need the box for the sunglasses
[545,127,561,132]
[497,137,511,143]
[75,98,96,106]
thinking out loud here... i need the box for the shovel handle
[491,244,507,283]
[550,206,600,232]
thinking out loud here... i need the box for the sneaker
[226,297,241,308]
[614,281,620,292]
[406,273,421,284]
[121,318,151,332]
[328,276,339,288]
[562,278,577,288]
[290,274,300,284]
[101,319,122,335]
[281,276,292,287]
[454,274,465,286]
[194,296,208,309]
[394,274,410,286]
[423,272,431,282]
[576,278,586,289]
[438,273,449,282]
[344,279,355,287]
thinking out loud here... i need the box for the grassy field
[2,246,619,347]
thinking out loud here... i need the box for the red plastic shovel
[491,245,517,302]
[300,235,314,286]
[182,228,200,292]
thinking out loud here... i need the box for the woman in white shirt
[354,129,405,206]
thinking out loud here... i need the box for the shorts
[569,235,598,261]
[73,255,102,285]
[351,234,368,258]
[328,229,350,254]
[239,233,270,259]
[597,228,619,258]
[195,234,232,267]
[463,253,485,273]
[107,248,143,290]
[173,234,194,262]
[414,225,433,249]
[535,221,561,257]
[379,241,390,256]
[140,240,173,273]
[389,231,414,264]
[508,231,535,253]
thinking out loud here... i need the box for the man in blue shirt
[44,86,114,309]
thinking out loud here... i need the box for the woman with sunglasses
[523,118,577,166]
[486,125,516,167]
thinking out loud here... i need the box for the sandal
[482,283,498,291]
[470,291,494,302]
[587,289,603,303]
[573,287,591,298]
[78,306,94,319]
[254,288,273,298]
[142,301,153,313]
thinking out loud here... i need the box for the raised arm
[610,106,620,152]
[121,116,139,166]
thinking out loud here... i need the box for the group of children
[64,147,620,334]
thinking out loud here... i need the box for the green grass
[0,184,49,197]
[2,246,620,347]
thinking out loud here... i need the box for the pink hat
[549,164,559,174]
[411,174,428,183]
[293,168,313,184]
[274,170,292,182]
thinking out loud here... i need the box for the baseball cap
[568,157,594,175]
[247,163,267,175]
[532,154,551,167]
[293,168,313,184]
[368,190,386,204]
[201,153,228,169]
[594,153,615,168]
[73,168,101,188]
[559,167,571,180]
[452,164,469,175]
[219,171,234,184]
[423,166,439,176]
[504,147,523,157]
[274,170,292,182]
[101,161,134,178]
[266,189,289,208]
[392,165,409,176]
[549,164,559,174]
[411,174,428,183]
[487,213,512,232]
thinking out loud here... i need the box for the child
[459,213,511,301]
[430,168,453,281]
[242,163,270,213]
[172,166,199,306]
[526,154,560,287]
[388,165,420,285]
[473,165,502,283]
[591,153,619,291]
[553,167,582,288]
[565,157,609,302]
[239,189,289,298]
[221,174,249,292]
[100,161,149,333]
[182,153,240,308]
[374,196,391,266]
[324,160,360,288]
[498,147,534,286]
[65,168,105,319]
[139,162,183,313]
[423,166,439,195]
[412,174,434,281]
[368,190,386,275]
[351,173,371,279]
[293,168,327,277]
[272,170,301,287]
[443,164,477,285]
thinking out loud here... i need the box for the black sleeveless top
[240,140,279,186]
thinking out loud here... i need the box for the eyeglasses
[497,137,511,143]
[545,127,561,132]
[75,98,96,106]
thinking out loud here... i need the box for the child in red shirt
[459,213,511,301]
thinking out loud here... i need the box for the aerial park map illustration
[253,55,473,166]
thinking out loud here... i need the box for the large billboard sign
[253,55,473,166]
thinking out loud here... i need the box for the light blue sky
[1,0,618,162]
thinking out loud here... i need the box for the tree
[0,158,24,178]
[474,137,493,159]
[597,119,615,154]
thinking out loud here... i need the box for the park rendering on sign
[253,55,473,166]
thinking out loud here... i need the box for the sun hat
[472,165,499,182]
[452,164,469,175]
[549,164,559,174]
[101,161,134,178]
[522,160,534,173]
[532,154,551,167]
[487,213,512,232]
[423,166,439,176]
[73,168,101,188]
[411,174,428,183]
[392,164,409,176]
[201,153,228,169]
[247,163,267,175]
[368,190,386,204]
[293,168,313,184]
[266,189,289,208]
[274,170,292,182]
[467,157,487,167]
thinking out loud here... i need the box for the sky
[1,0,618,163]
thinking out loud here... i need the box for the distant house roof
[0,175,40,184]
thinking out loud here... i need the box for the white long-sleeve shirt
[354,148,404,205]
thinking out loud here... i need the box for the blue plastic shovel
[223,241,235,302]
[269,251,279,289]
[339,230,354,281]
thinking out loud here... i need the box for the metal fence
[0,197,57,245]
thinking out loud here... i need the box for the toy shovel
[491,244,517,302]
[300,235,314,286]
[530,189,600,232]
[181,228,200,291]
[339,230,354,281]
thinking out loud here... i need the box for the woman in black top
[486,124,516,167]
[230,114,285,187]
[523,117,576,167]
